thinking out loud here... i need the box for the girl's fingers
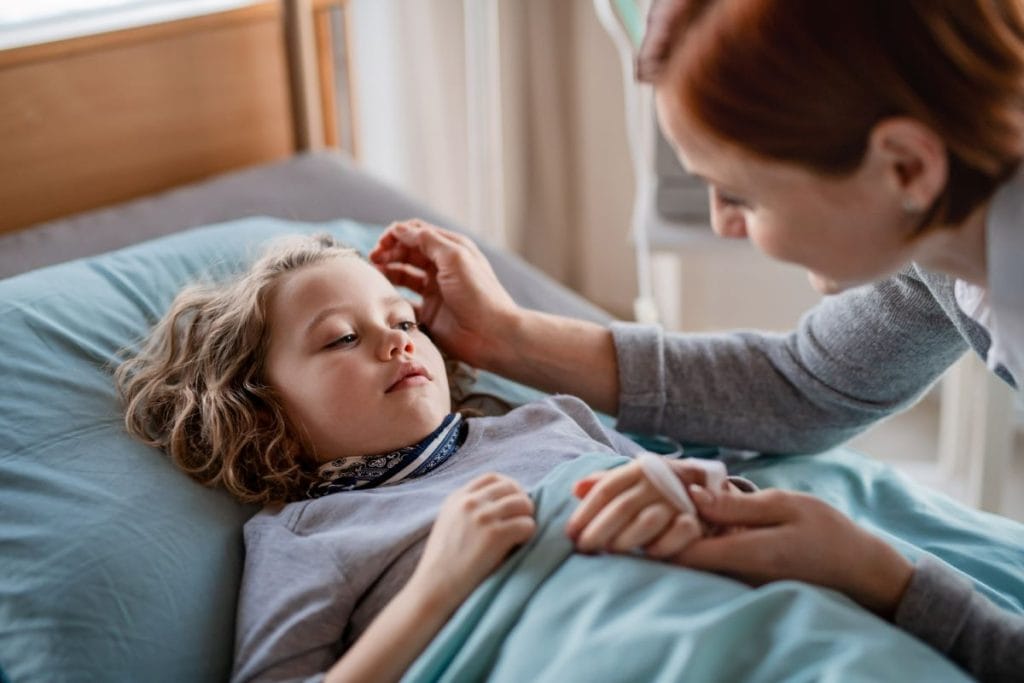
[575,482,663,553]
[481,492,535,521]
[572,474,601,499]
[645,513,703,559]
[606,502,674,552]
[495,515,537,546]
[565,467,642,539]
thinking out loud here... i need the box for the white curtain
[347,0,639,316]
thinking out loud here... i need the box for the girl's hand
[369,219,520,368]
[408,473,536,609]
[566,459,727,559]
[676,486,914,616]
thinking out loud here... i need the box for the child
[116,233,733,683]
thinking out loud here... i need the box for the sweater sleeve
[894,555,1024,683]
[611,268,968,454]
[231,520,354,683]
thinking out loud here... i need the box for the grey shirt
[611,262,1021,681]
[231,395,644,683]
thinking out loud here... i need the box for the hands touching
[408,473,536,610]
[566,457,734,559]
[568,458,914,617]
[369,219,519,368]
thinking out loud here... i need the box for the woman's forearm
[323,580,456,683]
[482,308,620,415]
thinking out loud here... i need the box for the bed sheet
[405,453,1024,682]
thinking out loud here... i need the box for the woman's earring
[902,197,922,214]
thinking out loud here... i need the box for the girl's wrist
[403,569,464,619]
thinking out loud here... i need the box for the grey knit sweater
[611,263,1021,682]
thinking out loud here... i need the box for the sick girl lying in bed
[113,233,767,682]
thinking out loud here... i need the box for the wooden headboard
[0,0,356,235]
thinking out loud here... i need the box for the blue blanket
[404,451,1024,682]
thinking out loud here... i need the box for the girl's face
[655,89,924,294]
[264,256,451,463]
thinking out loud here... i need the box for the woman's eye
[713,187,749,209]
[325,333,358,349]
[395,320,417,332]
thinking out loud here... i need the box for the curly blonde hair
[116,233,474,505]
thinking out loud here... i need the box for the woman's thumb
[688,486,794,527]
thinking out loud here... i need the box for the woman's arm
[894,555,1024,683]
[324,473,536,683]
[688,488,1024,680]
[372,221,970,454]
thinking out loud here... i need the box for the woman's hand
[566,459,728,559]
[408,473,536,610]
[369,219,520,368]
[676,486,915,617]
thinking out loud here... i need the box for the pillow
[0,217,550,682]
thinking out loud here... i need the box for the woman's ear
[867,118,948,214]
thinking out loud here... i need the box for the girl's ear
[866,117,948,214]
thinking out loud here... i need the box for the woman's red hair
[639,0,1024,227]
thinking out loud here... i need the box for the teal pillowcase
[0,218,540,682]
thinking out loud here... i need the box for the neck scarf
[307,413,467,499]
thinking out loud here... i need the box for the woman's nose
[379,328,415,360]
[711,211,748,239]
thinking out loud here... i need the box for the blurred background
[2,0,1021,519]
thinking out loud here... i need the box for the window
[0,0,258,49]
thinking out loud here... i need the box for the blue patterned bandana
[307,413,467,498]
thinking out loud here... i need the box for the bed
[1,3,1022,682]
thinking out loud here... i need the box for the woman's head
[117,234,451,504]
[640,0,1024,290]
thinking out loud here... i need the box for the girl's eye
[325,333,358,349]
[395,320,417,332]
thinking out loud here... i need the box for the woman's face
[655,90,923,294]
[264,256,451,463]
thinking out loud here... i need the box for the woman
[369,1,1023,680]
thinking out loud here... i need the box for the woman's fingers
[673,528,785,583]
[370,222,438,272]
[372,220,470,272]
[376,261,433,295]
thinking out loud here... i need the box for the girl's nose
[380,328,415,360]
